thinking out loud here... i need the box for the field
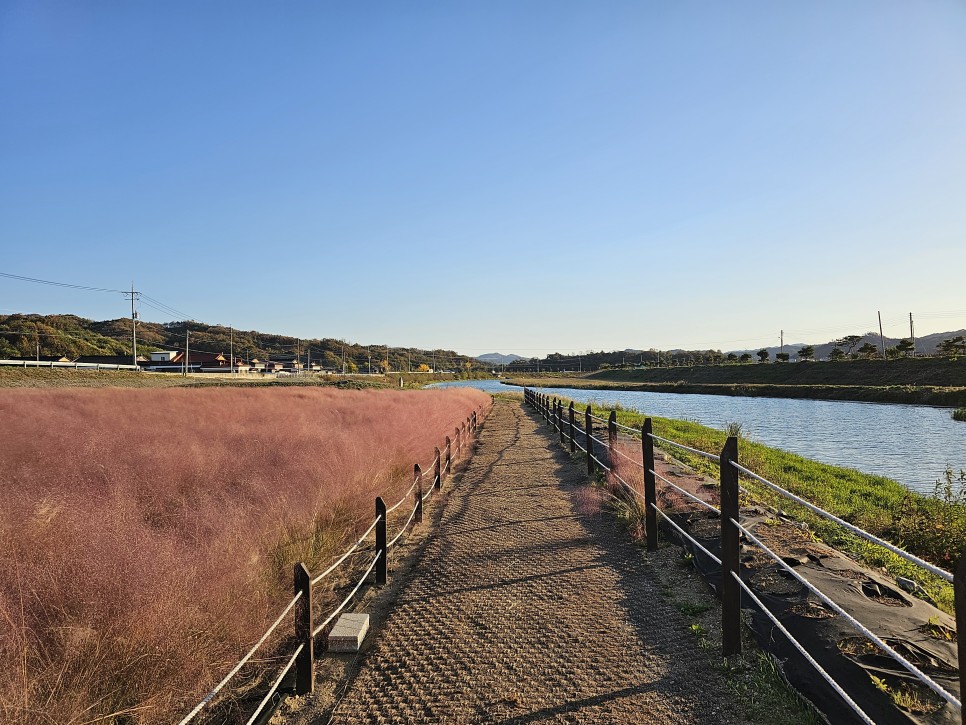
[0,385,489,724]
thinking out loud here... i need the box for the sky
[2,1,965,357]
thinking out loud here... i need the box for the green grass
[557,397,961,613]
[952,407,966,422]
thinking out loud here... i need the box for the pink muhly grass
[0,386,490,724]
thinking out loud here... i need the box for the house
[6,355,73,363]
[268,354,303,373]
[144,351,234,373]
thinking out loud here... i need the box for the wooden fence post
[375,497,387,586]
[643,418,657,552]
[585,405,595,476]
[444,436,452,479]
[608,410,617,449]
[414,464,423,525]
[462,421,467,450]
[955,547,965,725]
[434,446,442,490]
[720,435,741,657]
[294,562,314,695]
[455,427,461,460]
[568,402,575,453]
[558,400,565,444]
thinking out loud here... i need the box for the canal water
[430,379,966,494]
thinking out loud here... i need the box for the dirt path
[318,398,738,724]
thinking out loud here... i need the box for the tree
[776,352,790,363]
[726,353,738,363]
[828,347,846,361]
[938,336,966,357]
[797,345,815,361]
[857,342,879,359]
[835,335,864,357]
[757,349,769,363]
[416,363,431,373]
[895,339,914,356]
[739,353,752,364]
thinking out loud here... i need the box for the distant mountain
[729,329,966,360]
[476,352,525,365]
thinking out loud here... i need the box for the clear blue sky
[2,1,965,356]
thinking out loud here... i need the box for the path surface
[325,399,736,724]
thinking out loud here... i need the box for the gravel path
[325,399,737,724]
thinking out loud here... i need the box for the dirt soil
[279,399,744,724]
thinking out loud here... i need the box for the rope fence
[523,387,964,724]
[178,402,488,724]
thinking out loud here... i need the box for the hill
[0,313,486,372]
[476,352,525,365]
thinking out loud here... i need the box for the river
[430,379,966,494]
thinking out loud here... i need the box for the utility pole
[780,330,784,358]
[184,324,189,377]
[910,313,916,357]
[878,311,886,359]
[408,349,411,373]
[230,326,234,374]
[35,323,40,362]
[127,283,140,367]
[342,341,346,375]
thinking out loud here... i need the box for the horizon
[3,2,966,356]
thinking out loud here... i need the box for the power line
[0,271,128,294]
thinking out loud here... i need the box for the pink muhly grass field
[0,385,490,724]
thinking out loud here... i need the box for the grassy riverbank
[507,375,966,406]
[558,397,962,612]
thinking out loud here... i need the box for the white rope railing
[311,516,381,586]
[386,475,421,514]
[729,572,875,725]
[648,433,719,462]
[312,550,383,638]
[650,503,722,566]
[244,643,304,725]
[730,461,954,584]
[388,503,419,549]
[734,519,961,710]
[651,469,720,514]
[178,591,303,724]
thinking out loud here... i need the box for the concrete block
[328,612,370,653]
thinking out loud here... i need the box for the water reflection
[430,379,964,493]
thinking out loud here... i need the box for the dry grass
[0,386,489,724]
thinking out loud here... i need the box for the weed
[675,601,712,616]
[0,386,490,723]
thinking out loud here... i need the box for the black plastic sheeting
[664,508,960,725]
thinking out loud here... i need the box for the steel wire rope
[611,445,645,469]
[734,519,961,710]
[729,571,875,725]
[590,454,611,472]
[243,643,304,725]
[730,462,954,583]
[312,551,383,638]
[650,503,722,565]
[388,504,419,548]
[311,516,382,587]
[650,469,720,513]
[648,434,719,462]
[178,591,303,724]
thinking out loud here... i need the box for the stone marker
[328,613,370,653]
